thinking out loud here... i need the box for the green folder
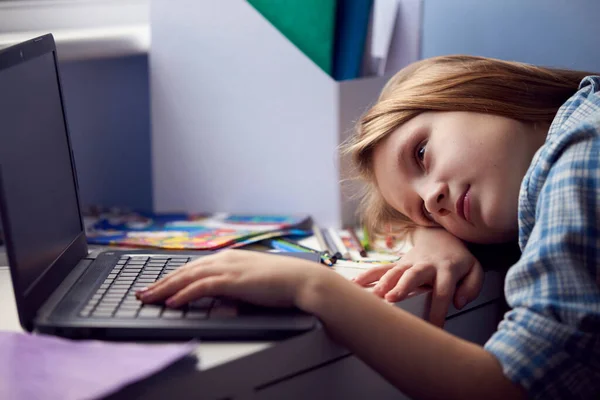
[248,0,337,76]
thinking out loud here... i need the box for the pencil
[269,238,333,267]
[270,239,311,253]
[348,227,368,257]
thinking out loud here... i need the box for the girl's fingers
[372,264,412,297]
[453,260,484,310]
[145,257,206,291]
[428,270,456,328]
[385,264,435,302]
[165,276,233,308]
[352,264,395,286]
[137,266,215,303]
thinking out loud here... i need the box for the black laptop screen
[0,51,83,295]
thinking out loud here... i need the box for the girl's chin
[450,225,517,244]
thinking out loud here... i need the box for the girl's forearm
[296,270,525,400]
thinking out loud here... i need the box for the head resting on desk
[343,55,593,244]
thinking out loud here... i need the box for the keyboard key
[136,278,157,284]
[79,306,95,317]
[85,299,99,309]
[162,309,184,319]
[118,304,141,312]
[103,295,125,302]
[92,309,115,318]
[123,266,143,271]
[146,261,166,266]
[123,298,139,305]
[170,257,190,262]
[113,282,134,288]
[105,290,128,297]
[131,283,147,289]
[119,273,139,278]
[99,298,121,305]
[115,309,138,318]
[138,306,163,318]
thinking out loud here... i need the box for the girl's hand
[136,250,329,309]
[352,228,483,327]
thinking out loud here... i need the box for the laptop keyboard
[78,255,238,320]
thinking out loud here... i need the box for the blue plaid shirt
[484,76,600,399]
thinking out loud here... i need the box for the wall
[59,55,152,211]
[422,0,600,71]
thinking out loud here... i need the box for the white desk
[0,249,509,399]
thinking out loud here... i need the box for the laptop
[0,34,319,340]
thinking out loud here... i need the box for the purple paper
[0,331,197,400]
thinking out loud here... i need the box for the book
[84,209,312,250]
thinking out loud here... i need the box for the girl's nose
[424,182,450,216]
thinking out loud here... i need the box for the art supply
[267,238,333,267]
[311,223,329,254]
[322,228,343,260]
[335,229,359,260]
[361,225,371,251]
[85,210,312,250]
[328,228,350,259]
[347,227,368,257]
[0,331,196,400]
[270,238,312,253]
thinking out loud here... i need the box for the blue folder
[333,0,374,81]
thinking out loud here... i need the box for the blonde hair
[343,55,594,237]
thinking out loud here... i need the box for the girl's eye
[415,141,427,167]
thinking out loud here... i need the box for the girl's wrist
[294,266,345,315]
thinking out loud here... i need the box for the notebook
[85,210,311,250]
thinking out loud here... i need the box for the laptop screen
[0,50,84,296]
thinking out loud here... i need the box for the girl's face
[372,111,547,243]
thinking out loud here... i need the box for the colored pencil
[270,239,310,253]
[268,238,333,267]
[348,227,368,257]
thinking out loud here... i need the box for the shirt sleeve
[484,122,600,399]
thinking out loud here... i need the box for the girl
[137,55,600,399]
